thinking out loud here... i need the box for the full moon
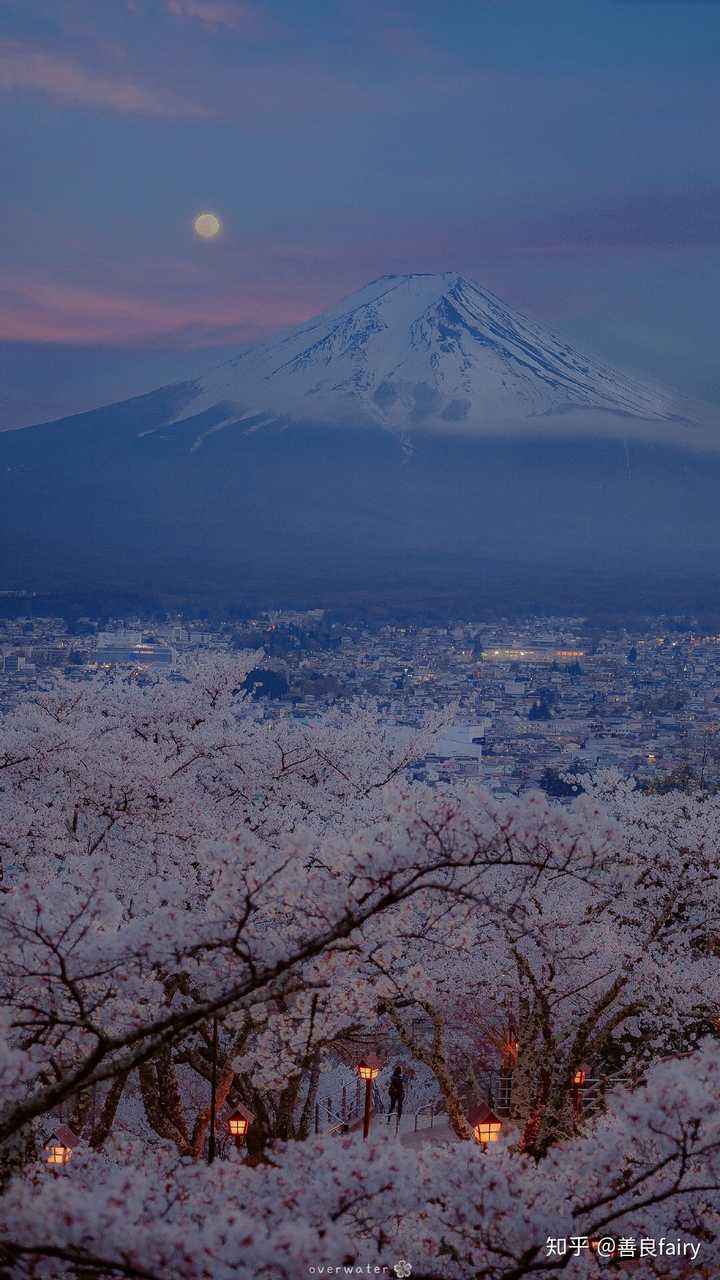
[193,211,222,239]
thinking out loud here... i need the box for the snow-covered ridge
[172,272,700,441]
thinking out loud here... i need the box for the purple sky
[1,0,719,425]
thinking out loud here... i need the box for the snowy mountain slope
[1,271,719,609]
[167,272,697,443]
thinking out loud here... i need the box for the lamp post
[357,1055,382,1141]
[572,1067,587,1118]
[208,1013,219,1166]
[467,1103,502,1150]
[227,1105,253,1152]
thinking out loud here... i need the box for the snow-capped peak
[176,272,695,439]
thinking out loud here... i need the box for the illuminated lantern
[227,1112,250,1138]
[45,1125,78,1167]
[357,1056,382,1082]
[43,1126,77,1167]
[357,1054,383,1140]
[227,1104,253,1150]
[572,1066,588,1117]
[47,1143,71,1166]
[467,1103,502,1147]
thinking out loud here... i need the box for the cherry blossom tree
[2,1043,719,1278]
[0,659,454,1157]
[1,668,719,1276]
[363,782,720,1152]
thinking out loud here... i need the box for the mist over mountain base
[3,408,720,616]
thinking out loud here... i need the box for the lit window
[47,1144,71,1165]
[474,1120,502,1144]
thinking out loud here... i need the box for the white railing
[413,1098,445,1131]
[315,1083,381,1136]
[490,1070,635,1120]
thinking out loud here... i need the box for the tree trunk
[275,1077,302,1141]
[0,1126,37,1194]
[91,1071,128,1150]
[69,1087,93,1138]
[138,1059,191,1154]
[385,1001,473,1140]
[298,1051,321,1139]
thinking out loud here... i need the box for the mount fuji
[1,273,719,612]
[147,271,695,442]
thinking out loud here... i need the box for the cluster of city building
[2,605,719,794]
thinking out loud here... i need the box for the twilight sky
[1,0,719,426]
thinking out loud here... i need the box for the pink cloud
[0,40,210,117]
[164,0,270,32]
[0,272,329,346]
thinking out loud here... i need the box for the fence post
[314,1104,320,1135]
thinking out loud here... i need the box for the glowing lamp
[47,1144,71,1166]
[45,1125,77,1166]
[475,1119,502,1145]
[357,1055,382,1081]
[358,1054,383,1140]
[467,1103,502,1147]
[572,1066,588,1118]
[227,1104,253,1147]
[228,1113,249,1138]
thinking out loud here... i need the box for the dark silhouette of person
[387,1066,404,1124]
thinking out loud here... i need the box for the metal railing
[315,1083,381,1136]
[312,1068,634,1140]
[486,1070,634,1120]
[413,1098,445,1131]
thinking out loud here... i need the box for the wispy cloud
[4,173,719,348]
[164,0,270,31]
[0,40,211,116]
[0,271,322,345]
